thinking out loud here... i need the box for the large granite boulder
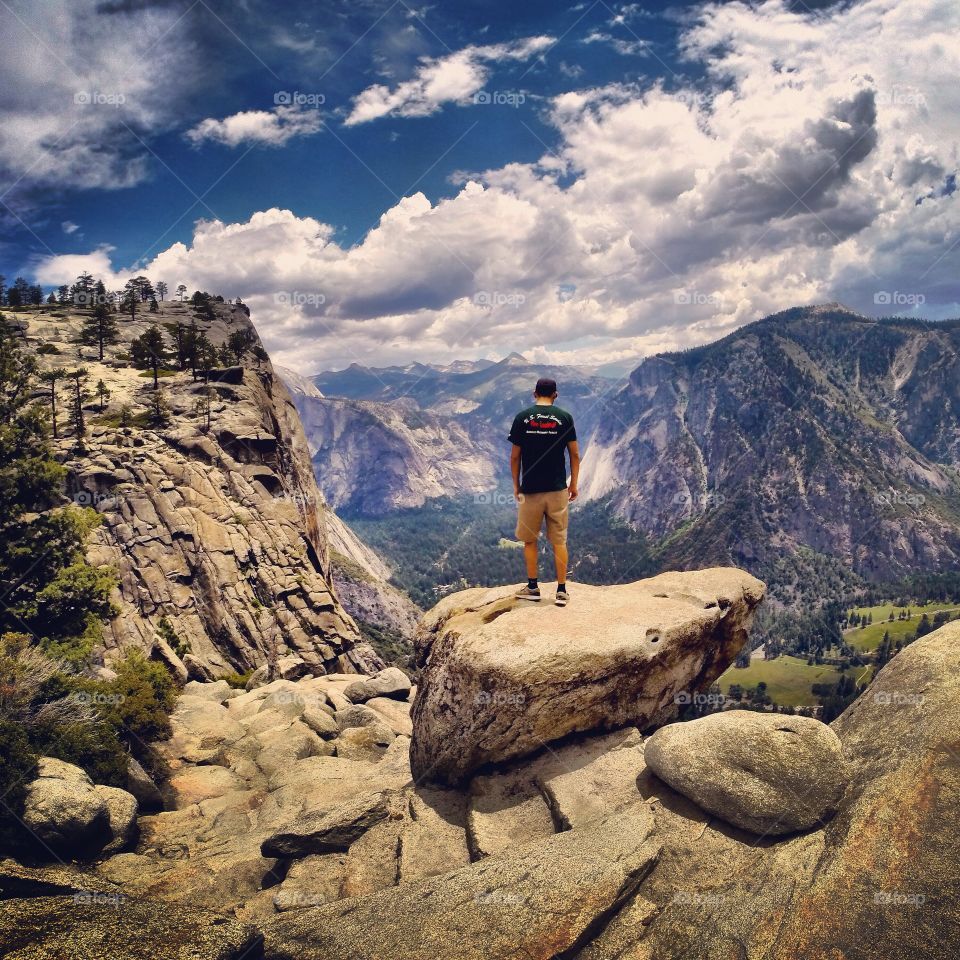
[579,621,960,960]
[410,568,765,785]
[644,712,847,835]
[261,790,405,858]
[344,667,412,704]
[94,785,140,855]
[22,760,112,857]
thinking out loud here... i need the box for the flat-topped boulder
[410,568,765,786]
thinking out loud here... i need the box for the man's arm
[567,440,581,500]
[511,444,522,498]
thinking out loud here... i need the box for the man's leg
[524,541,538,580]
[552,541,568,584]
[545,491,570,605]
[515,493,546,600]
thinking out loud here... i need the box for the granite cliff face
[23,299,379,679]
[285,390,497,516]
[581,304,960,582]
[324,508,422,642]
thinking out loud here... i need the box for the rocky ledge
[411,568,765,785]
[4,574,958,960]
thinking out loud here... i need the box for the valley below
[283,303,960,713]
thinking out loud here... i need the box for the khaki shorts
[516,489,569,545]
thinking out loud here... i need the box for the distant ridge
[584,302,960,587]
[275,364,324,399]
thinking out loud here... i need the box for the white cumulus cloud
[185,106,324,148]
[34,0,960,372]
[0,0,197,195]
[345,35,554,125]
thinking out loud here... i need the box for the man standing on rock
[508,377,580,606]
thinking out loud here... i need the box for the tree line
[20,277,261,441]
[0,271,252,318]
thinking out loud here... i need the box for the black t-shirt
[508,404,577,493]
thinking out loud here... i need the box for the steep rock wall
[26,299,380,678]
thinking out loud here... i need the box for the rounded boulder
[644,711,847,836]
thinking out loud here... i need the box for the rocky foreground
[3,570,958,959]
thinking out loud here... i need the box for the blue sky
[3,1,702,264]
[2,0,958,371]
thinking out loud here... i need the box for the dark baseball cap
[534,377,557,397]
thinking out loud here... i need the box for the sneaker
[555,589,568,607]
[515,586,541,602]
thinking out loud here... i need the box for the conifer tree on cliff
[79,304,120,360]
[38,367,67,438]
[130,324,169,389]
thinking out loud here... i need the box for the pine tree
[189,330,217,381]
[0,321,114,642]
[226,328,256,364]
[164,322,189,369]
[155,281,168,302]
[121,281,138,320]
[67,368,89,441]
[72,272,94,308]
[95,379,110,413]
[38,368,67,438]
[128,276,154,302]
[176,284,187,302]
[194,384,214,432]
[876,630,893,667]
[130,324,168,388]
[79,304,120,361]
[148,388,171,427]
[7,279,27,307]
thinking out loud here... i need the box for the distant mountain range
[293,353,615,515]
[283,304,960,591]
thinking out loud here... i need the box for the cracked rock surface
[7,581,959,960]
